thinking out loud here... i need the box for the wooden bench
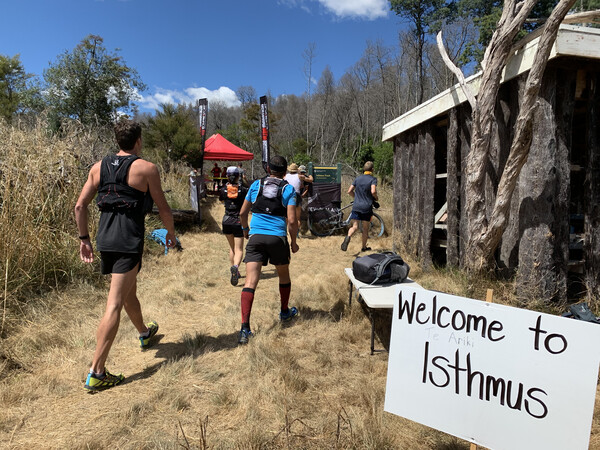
[345,268,423,354]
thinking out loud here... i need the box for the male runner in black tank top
[75,119,176,392]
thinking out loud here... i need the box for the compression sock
[241,288,255,325]
[279,283,291,312]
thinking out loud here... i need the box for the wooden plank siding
[585,71,600,302]
[387,26,600,301]
[512,68,572,301]
[446,109,459,267]
[393,125,435,267]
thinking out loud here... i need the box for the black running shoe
[230,266,240,286]
[238,328,254,345]
[341,236,350,251]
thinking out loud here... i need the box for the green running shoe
[84,369,125,392]
[139,321,159,349]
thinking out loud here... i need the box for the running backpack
[352,252,410,285]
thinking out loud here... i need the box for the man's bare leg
[244,261,262,290]
[90,265,138,374]
[342,220,359,251]
[361,220,370,250]
[275,264,290,284]
[123,275,148,334]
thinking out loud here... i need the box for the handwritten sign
[384,286,600,450]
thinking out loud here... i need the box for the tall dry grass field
[2,145,600,449]
[0,120,109,336]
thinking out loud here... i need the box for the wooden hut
[382,24,600,302]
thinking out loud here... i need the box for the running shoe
[84,369,125,392]
[341,236,350,251]
[361,247,372,252]
[238,328,254,345]
[139,321,159,349]
[279,306,299,322]
[230,265,240,286]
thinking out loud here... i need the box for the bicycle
[307,202,385,238]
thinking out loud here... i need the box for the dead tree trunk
[475,0,577,268]
[438,0,577,272]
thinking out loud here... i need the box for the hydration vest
[224,183,243,216]
[250,177,288,217]
[96,155,153,214]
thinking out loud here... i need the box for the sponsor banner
[260,95,270,174]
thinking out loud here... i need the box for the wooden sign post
[471,288,494,450]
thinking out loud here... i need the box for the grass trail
[1,199,599,449]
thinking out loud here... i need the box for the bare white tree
[437,0,577,271]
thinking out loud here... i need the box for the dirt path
[4,201,460,449]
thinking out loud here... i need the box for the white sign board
[384,286,600,450]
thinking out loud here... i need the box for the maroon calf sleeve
[241,288,255,325]
[279,282,291,311]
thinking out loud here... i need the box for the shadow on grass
[122,331,239,385]
[260,270,279,280]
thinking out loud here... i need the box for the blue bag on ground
[148,229,182,255]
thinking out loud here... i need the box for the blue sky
[1,0,405,112]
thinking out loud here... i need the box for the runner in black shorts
[244,235,291,266]
[100,252,142,275]
[75,119,176,392]
[237,155,300,345]
[341,161,379,253]
[219,166,248,285]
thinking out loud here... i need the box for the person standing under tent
[221,165,228,189]
[237,155,299,345]
[75,119,176,392]
[284,163,303,233]
[341,161,379,253]
[211,163,221,193]
[219,166,248,286]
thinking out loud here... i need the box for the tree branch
[436,31,477,111]
[481,0,578,261]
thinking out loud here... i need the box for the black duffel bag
[352,251,410,285]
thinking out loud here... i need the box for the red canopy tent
[203,133,254,161]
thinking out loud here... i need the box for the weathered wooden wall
[393,124,435,268]
[585,71,600,302]
[510,68,572,301]
[446,109,460,267]
[392,65,599,301]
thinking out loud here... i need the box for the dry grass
[0,198,476,449]
[0,120,105,336]
[1,128,598,448]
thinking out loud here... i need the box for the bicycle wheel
[360,212,385,238]
[307,210,337,237]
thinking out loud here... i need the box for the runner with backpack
[74,119,176,392]
[219,166,248,286]
[237,155,300,345]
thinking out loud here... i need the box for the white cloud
[137,86,241,111]
[317,0,388,20]
[280,0,388,20]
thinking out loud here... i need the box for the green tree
[453,0,597,64]
[0,54,42,122]
[144,103,202,168]
[372,141,394,179]
[389,0,450,104]
[43,35,145,126]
